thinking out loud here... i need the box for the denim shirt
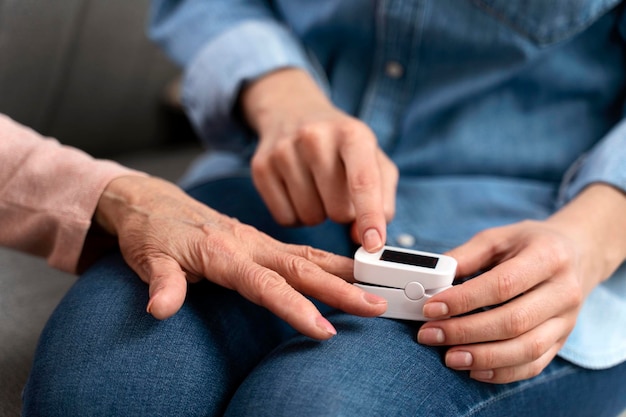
[150,0,626,369]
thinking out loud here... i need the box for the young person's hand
[241,68,398,253]
[94,175,387,340]
[418,184,626,383]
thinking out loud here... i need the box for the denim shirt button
[385,61,404,79]
[395,233,415,248]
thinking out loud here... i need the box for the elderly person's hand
[241,68,398,253]
[94,175,388,340]
[418,184,626,383]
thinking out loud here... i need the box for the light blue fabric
[150,0,626,369]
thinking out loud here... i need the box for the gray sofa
[0,0,200,415]
[0,0,185,156]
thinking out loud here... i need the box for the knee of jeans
[22,253,289,417]
[22,307,246,416]
[19,264,225,415]
[224,315,469,417]
[23,342,243,417]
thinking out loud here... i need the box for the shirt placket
[359,0,427,153]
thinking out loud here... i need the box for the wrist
[94,175,150,236]
[240,67,332,134]
[94,175,207,238]
[548,183,626,283]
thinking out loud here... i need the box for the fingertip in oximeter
[354,245,457,321]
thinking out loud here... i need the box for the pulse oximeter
[354,245,457,321]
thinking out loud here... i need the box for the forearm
[0,114,144,272]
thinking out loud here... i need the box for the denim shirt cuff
[558,119,626,206]
[181,20,328,150]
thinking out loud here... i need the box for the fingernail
[446,351,473,369]
[316,316,337,336]
[472,370,494,381]
[363,228,383,252]
[363,292,387,305]
[423,302,449,318]
[146,298,154,315]
[147,281,169,314]
[146,291,161,316]
[417,327,445,344]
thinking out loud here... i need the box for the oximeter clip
[354,245,457,321]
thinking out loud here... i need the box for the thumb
[140,256,189,320]
[446,229,507,279]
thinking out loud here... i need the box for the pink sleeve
[0,114,146,273]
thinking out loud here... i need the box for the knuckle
[480,349,499,369]
[337,120,371,141]
[557,285,584,313]
[383,205,396,222]
[388,163,400,183]
[326,203,355,223]
[496,271,519,303]
[527,336,549,362]
[453,288,477,317]
[297,123,325,142]
[275,214,298,227]
[250,154,272,179]
[451,322,473,345]
[293,244,343,268]
[235,222,261,241]
[493,368,519,384]
[128,246,170,278]
[283,254,318,283]
[329,211,356,224]
[300,244,329,262]
[540,239,572,275]
[506,307,534,336]
[567,286,584,309]
[297,206,326,226]
[248,268,288,307]
[349,170,378,193]
[297,126,325,151]
[271,141,294,166]
[380,153,399,178]
[526,361,545,379]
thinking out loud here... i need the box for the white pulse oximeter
[354,245,457,321]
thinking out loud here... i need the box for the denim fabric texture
[23,178,626,416]
[148,0,626,369]
[23,1,626,415]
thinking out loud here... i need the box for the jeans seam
[463,365,579,416]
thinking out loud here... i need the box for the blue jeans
[23,178,626,416]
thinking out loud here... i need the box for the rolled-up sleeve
[149,0,327,150]
[558,119,626,205]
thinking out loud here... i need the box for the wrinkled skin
[95,175,387,340]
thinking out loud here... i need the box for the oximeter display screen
[380,249,439,269]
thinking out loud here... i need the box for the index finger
[256,244,388,317]
[425,246,555,320]
[339,132,386,253]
